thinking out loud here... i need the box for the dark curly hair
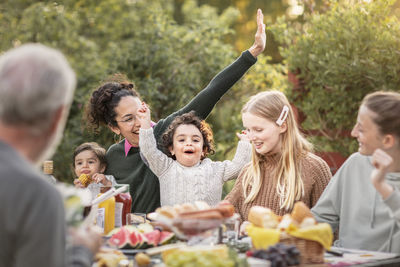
[85,74,141,131]
[161,111,215,160]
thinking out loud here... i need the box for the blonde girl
[225,90,331,222]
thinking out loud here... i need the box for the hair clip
[276,105,289,126]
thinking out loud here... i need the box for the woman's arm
[154,9,266,138]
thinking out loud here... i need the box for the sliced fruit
[143,230,161,247]
[137,223,154,233]
[108,227,131,249]
[159,231,175,245]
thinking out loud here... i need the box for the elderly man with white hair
[0,44,101,267]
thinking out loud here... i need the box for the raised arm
[137,104,174,177]
[154,9,266,139]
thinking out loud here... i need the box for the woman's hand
[371,148,394,199]
[137,102,151,129]
[248,9,266,58]
[92,173,112,186]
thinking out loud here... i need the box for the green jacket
[105,50,257,213]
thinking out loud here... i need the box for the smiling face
[74,150,105,177]
[242,112,286,155]
[169,124,205,167]
[110,96,142,146]
[351,105,384,155]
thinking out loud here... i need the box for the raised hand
[371,148,394,199]
[249,9,266,58]
[137,102,151,129]
[236,130,250,142]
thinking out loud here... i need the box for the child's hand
[137,102,151,129]
[73,179,85,188]
[371,148,394,199]
[236,130,250,142]
[92,173,112,187]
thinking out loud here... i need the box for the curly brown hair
[161,111,215,160]
[85,74,141,131]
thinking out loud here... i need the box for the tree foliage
[1,0,286,183]
[270,0,400,156]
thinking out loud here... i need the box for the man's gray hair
[0,43,76,133]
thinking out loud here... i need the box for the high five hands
[249,9,266,58]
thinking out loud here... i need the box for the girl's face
[169,124,205,167]
[242,112,286,155]
[109,96,142,146]
[351,105,384,155]
[74,150,105,177]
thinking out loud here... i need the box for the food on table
[78,173,93,187]
[95,248,131,267]
[134,253,150,267]
[248,206,279,228]
[155,201,235,220]
[162,244,247,267]
[108,224,175,249]
[247,243,300,267]
[290,201,314,224]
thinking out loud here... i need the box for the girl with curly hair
[138,107,251,206]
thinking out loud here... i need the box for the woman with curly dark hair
[86,10,266,213]
[137,109,251,207]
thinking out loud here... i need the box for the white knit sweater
[139,128,252,207]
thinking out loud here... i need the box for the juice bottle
[96,187,115,234]
[114,184,132,227]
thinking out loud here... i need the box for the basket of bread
[148,201,235,240]
[246,201,333,264]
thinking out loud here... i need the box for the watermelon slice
[159,231,175,245]
[129,231,148,249]
[108,227,131,249]
[143,230,161,247]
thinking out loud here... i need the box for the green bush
[270,0,400,156]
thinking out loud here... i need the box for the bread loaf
[248,206,279,228]
[290,201,313,224]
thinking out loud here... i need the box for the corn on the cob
[78,173,92,187]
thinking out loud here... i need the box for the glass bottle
[114,184,132,227]
[43,160,57,184]
[97,186,115,234]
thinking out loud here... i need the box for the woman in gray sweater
[312,91,400,253]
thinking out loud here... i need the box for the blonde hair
[241,91,313,210]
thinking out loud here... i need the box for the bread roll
[290,201,313,224]
[216,203,235,218]
[178,209,223,220]
[248,206,279,228]
[194,201,210,210]
[156,206,177,219]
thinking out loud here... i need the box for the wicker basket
[280,233,325,264]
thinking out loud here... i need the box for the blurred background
[2,0,400,195]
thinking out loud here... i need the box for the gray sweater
[311,152,400,253]
[0,140,92,267]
